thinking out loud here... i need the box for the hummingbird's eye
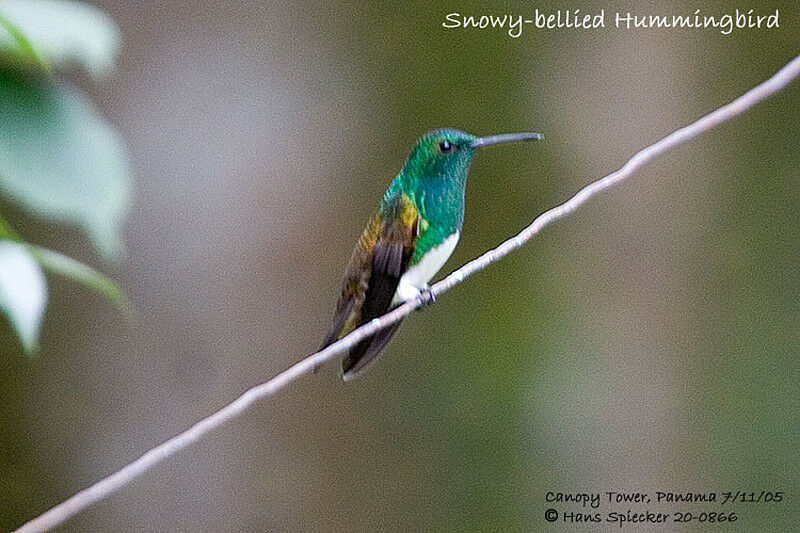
[438,140,454,154]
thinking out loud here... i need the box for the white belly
[392,232,460,305]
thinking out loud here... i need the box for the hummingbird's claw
[418,284,435,310]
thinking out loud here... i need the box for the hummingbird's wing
[341,239,409,379]
[320,192,420,380]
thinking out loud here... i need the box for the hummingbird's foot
[418,284,435,309]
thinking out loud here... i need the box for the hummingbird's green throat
[321,128,543,380]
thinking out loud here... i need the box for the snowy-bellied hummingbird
[320,129,543,381]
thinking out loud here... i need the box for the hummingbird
[320,128,543,381]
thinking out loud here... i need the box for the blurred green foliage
[0,0,129,353]
[0,240,46,352]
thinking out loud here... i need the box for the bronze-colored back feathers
[320,192,420,379]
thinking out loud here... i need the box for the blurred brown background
[2,0,799,531]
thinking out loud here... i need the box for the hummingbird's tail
[341,319,404,381]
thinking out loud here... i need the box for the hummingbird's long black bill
[469,132,543,149]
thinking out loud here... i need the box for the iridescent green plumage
[321,129,543,380]
[390,130,477,264]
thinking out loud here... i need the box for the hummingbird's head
[400,128,543,182]
[401,129,479,181]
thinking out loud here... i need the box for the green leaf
[0,10,49,70]
[0,213,131,316]
[0,0,120,76]
[28,246,132,315]
[0,241,47,353]
[0,212,21,241]
[0,73,131,259]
